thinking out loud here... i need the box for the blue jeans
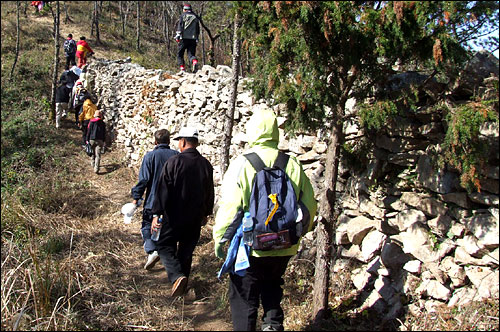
[140,209,157,254]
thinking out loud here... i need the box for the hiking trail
[57,104,233,331]
[38,12,233,330]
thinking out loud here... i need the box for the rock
[465,266,499,300]
[464,212,499,247]
[361,230,387,262]
[416,279,451,301]
[389,209,427,232]
[400,192,448,217]
[346,216,378,245]
[380,240,410,271]
[453,50,500,98]
[416,153,459,194]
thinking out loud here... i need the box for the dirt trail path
[58,102,232,332]
[35,10,233,329]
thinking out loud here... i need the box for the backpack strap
[244,153,266,172]
[273,152,289,170]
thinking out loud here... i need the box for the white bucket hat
[121,203,137,224]
[173,127,199,140]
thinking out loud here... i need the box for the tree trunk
[94,1,101,44]
[63,1,71,23]
[50,1,60,121]
[136,1,140,51]
[199,3,206,66]
[119,2,124,36]
[123,1,130,36]
[312,107,344,322]
[220,13,242,175]
[9,1,20,82]
[162,2,170,56]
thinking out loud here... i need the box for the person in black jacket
[174,3,200,73]
[86,110,106,174]
[130,129,179,270]
[151,127,214,297]
[55,82,72,128]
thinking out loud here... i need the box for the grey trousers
[90,139,104,172]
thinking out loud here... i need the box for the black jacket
[55,84,71,103]
[152,148,214,232]
[177,11,200,40]
[86,117,106,142]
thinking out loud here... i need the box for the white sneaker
[144,251,160,270]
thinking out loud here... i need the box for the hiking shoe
[171,276,188,297]
[192,61,198,73]
[144,251,160,270]
[262,325,283,331]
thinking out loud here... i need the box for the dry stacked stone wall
[87,54,498,321]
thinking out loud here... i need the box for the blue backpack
[244,152,299,250]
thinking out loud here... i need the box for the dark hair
[68,33,72,38]
[80,36,86,40]
[155,129,170,144]
[183,137,199,146]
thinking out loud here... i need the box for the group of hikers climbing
[55,40,104,174]
[54,3,317,330]
[129,108,317,331]
[63,33,94,70]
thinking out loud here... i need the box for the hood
[245,108,279,148]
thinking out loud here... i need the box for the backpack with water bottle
[244,152,305,251]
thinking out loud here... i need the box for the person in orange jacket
[76,36,94,68]
[78,95,97,147]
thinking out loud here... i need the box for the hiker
[213,108,317,331]
[59,65,81,89]
[130,129,179,270]
[63,34,77,70]
[174,3,200,74]
[70,82,86,127]
[151,127,214,297]
[55,81,71,129]
[76,36,94,69]
[86,110,106,174]
[78,93,97,147]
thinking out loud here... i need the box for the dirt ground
[43,9,234,326]
[56,115,233,331]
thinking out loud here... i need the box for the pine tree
[237,1,498,322]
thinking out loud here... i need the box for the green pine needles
[442,100,498,193]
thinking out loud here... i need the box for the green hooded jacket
[213,108,317,257]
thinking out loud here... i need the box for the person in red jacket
[76,36,94,68]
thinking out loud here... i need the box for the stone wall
[87,54,498,321]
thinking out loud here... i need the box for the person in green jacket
[213,108,317,331]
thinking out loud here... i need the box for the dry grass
[1,2,498,331]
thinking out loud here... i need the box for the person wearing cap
[86,109,106,173]
[174,3,201,74]
[151,126,214,297]
[130,129,179,270]
[213,108,317,331]
[59,65,80,89]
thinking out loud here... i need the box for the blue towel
[218,224,250,279]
